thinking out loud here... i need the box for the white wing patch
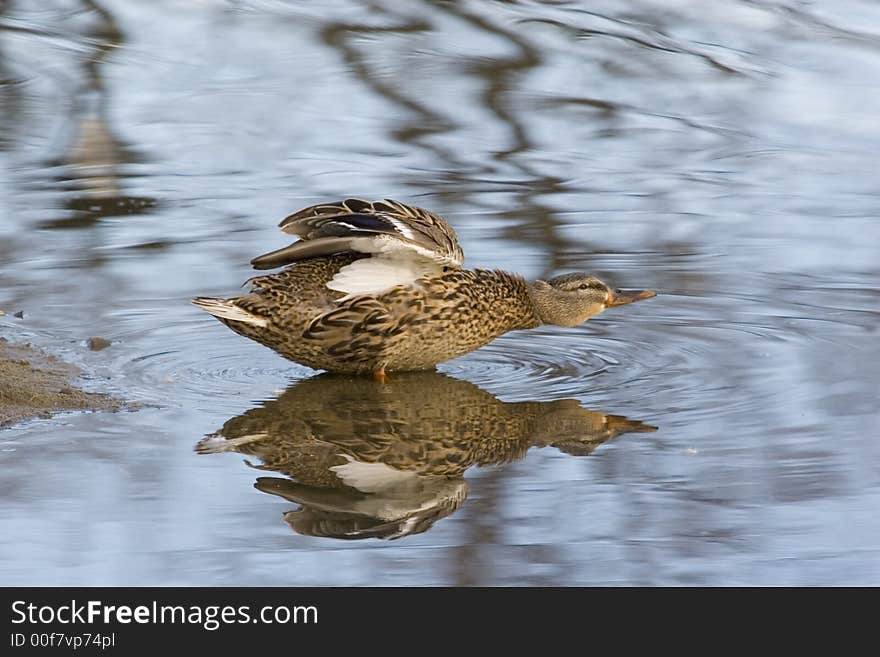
[327,254,441,297]
[192,297,268,327]
[329,455,419,493]
[195,432,268,454]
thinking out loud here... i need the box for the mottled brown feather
[195,199,655,374]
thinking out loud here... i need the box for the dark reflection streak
[0,0,20,153]
[544,96,747,140]
[443,7,542,163]
[78,0,123,94]
[0,20,61,37]
[39,0,155,235]
[423,1,572,278]
[318,5,494,236]
[440,3,719,297]
[0,7,119,82]
[320,17,468,170]
[742,0,880,49]
[518,17,742,76]
[58,0,122,133]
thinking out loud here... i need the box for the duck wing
[250,198,465,297]
[250,198,463,269]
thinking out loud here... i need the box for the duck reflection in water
[197,371,656,540]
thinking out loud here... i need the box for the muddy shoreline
[0,338,122,429]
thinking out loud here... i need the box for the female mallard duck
[192,198,655,377]
[196,371,656,539]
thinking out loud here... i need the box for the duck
[192,198,655,377]
[195,371,657,539]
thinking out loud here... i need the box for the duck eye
[578,284,588,290]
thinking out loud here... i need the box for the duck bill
[606,289,656,307]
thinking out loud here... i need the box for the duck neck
[503,273,544,331]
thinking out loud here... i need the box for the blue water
[0,0,878,585]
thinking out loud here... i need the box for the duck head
[529,273,656,327]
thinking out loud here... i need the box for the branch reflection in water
[197,371,656,541]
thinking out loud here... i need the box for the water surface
[1,0,878,585]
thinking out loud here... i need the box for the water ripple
[102,317,311,409]
[442,323,660,401]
